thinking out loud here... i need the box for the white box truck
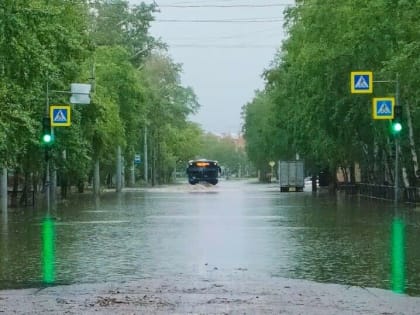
[278,160,304,192]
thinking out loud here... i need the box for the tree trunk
[61,170,68,199]
[152,144,157,186]
[51,168,57,209]
[121,155,125,189]
[406,101,418,183]
[399,144,410,188]
[11,169,18,207]
[116,146,122,192]
[311,176,317,192]
[1,168,7,212]
[93,158,100,198]
[328,166,337,193]
[129,160,135,187]
[350,164,356,183]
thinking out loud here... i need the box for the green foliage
[138,52,201,183]
[197,133,249,177]
[243,0,420,185]
[0,1,90,169]
[242,90,291,172]
[0,0,205,192]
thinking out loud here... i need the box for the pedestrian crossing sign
[351,71,373,94]
[50,105,71,126]
[372,97,394,120]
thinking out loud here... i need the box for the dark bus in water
[186,159,221,185]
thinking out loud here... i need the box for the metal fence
[7,190,35,207]
[358,183,396,201]
[337,183,420,204]
[404,186,420,204]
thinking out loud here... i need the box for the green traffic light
[42,134,52,144]
[392,122,402,133]
[42,117,53,145]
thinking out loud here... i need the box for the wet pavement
[1,179,420,313]
[2,275,420,314]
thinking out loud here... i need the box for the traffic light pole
[46,82,51,215]
[375,74,400,205]
[394,74,400,206]
[46,159,50,214]
[394,138,399,206]
[43,80,91,213]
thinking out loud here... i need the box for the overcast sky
[129,0,294,135]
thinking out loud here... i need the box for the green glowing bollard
[391,218,405,294]
[42,217,55,284]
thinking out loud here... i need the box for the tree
[0,0,91,196]
[243,0,420,187]
[197,133,248,178]
[140,52,200,184]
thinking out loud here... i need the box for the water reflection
[42,216,55,284]
[391,216,405,294]
[268,195,400,292]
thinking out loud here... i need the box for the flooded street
[1,179,420,297]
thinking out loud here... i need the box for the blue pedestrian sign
[351,71,373,94]
[372,97,394,120]
[50,105,71,126]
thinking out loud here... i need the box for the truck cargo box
[278,160,304,192]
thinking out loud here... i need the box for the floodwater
[1,179,420,296]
